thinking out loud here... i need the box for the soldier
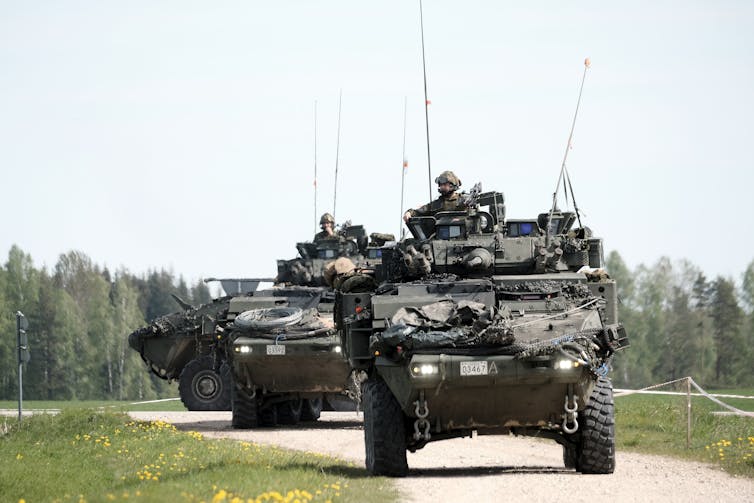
[403,170,466,223]
[314,213,336,242]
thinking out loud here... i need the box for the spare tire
[234,307,304,330]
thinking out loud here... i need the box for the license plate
[460,361,488,376]
[266,344,285,355]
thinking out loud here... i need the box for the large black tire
[575,377,616,474]
[363,376,408,477]
[563,444,577,469]
[178,357,231,411]
[277,398,303,425]
[258,403,278,427]
[300,397,323,421]
[231,382,258,429]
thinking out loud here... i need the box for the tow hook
[562,392,579,434]
[413,391,431,441]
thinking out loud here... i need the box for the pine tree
[710,277,745,385]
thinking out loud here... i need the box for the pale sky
[2,1,753,284]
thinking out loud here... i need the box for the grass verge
[0,399,187,412]
[615,391,754,477]
[0,409,397,503]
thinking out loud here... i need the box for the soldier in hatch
[314,213,336,242]
[403,170,466,223]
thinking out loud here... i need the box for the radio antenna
[313,100,318,234]
[399,96,408,239]
[547,58,590,242]
[332,89,343,220]
[419,0,432,201]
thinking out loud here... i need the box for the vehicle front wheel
[178,357,231,411]
[362,376,408,476]
[301,397,323,421]
[277,398,303,425]
[231,382,258,429]
[575,377,616,474]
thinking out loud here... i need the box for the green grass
[0,399,187,412]
[0,409,398,503]
[615,392,754,477]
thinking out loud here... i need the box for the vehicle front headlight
[234,345,252,354]
[411,363,439,376]
[555,359,579,370]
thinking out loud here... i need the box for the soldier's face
[438,182,453,195]
[321,222,333,232]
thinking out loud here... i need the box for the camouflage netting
[369,298,623,373]
[370,299,514,353]
[499,281,592,299]
[128,297,230,343]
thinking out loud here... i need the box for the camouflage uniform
[314,230,337,242]
[406,170,466,219]
[406,191,466,218]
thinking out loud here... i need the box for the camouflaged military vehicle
[228,225,393,420]
[126,278,296,411]
[128,225,388,412]
[227,251,383,427]
[337,188,628,476]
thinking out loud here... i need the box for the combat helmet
[434,170,461,190]
[320,213,335,225]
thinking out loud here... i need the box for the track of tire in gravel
[129,411,754,502]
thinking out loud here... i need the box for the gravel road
[128,410,754,503]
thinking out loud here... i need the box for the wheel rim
[193,371,221,400]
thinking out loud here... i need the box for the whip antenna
[419,0,432,201]
[313,100,318,234]
[400,96,408,238]
[547,58,590,241]
[333,89,343,219]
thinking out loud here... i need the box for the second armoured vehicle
[127,223,386,412]
[336,188,628,475]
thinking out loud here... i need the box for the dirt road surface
[128,410,754,502]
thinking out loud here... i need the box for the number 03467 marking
[266,345,285,355]
[460,361,488,376]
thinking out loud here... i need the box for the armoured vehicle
[127,224,387,411]
[336,189,628,475]
[227,250,384,427]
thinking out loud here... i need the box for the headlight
[234,345,252,354]
[555,359,579,370]
[333,345,342,353]
[411,363,439,376]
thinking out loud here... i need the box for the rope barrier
[614,376,754,418]
[687,377,754,418]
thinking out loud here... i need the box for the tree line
[606,252,754,388]
[1,244,752,401]
[0,245,211,401]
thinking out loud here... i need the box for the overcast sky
[2,1,753,285]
